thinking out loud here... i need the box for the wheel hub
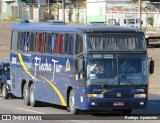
[24,89,28,101]
[2,87,6,96]
[30,91,34,103]
[70,95,75,109]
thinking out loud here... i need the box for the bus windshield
[86,54,148,86]
[85,33,146,51]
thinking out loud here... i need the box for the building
[0,0,16,20]
[86,0,133,23]
[1,0,159,27]
[0,0,86,20]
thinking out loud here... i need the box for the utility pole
[138,0,142,29]
[38,0,40,8]
[57,0,59,20]
[62,0,65,22]
[48,0,50,13]
[18,0,20,19]
[38,0,40,22]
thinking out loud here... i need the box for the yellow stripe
[18,53,66,106]
[101,90,111,94]
[41,76,67,106]
[18,53,37,80]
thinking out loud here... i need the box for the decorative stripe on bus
[101,90,112,94]
[18,53,37,80]
[41,76,67,106]
[17,53,66,106]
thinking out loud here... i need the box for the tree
[146,16,154,27]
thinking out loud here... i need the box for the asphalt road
[0,93,160,122]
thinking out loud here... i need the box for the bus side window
[23,32,30,52]
[11,31,18,51]
[17,32,25,51]
[29,33,35,52]
[64,34,69,54]
[55,34,59,54]
[45,33,52,53]
[51,34,55,54]
[55,33,64,54]
[36,32,45,53]
[75,34,83,54]
[69,34,74,55]
[59,34,64,54]
[65,34,74,55]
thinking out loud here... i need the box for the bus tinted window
[86,33,146,51]
[17,32,30,52]
[17,32,25,51]
[11,31,18,51]
[65,34,74,55]
[55,33,64,54]
[23,32,30,52]
[45,33,52,54]
[29,33,35,52]
[36,32,45,53]
[75,34,83,54]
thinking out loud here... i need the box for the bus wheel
[121,109,132,115]
[69,90,80,115]
[23,83,30,106]
[30,84,39,107]
[2,84,9,99]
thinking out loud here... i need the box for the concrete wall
[0,1,12,20]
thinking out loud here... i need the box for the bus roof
[12,22,143,34]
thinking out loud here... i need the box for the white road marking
[149,102,160,106]
[17,107,46,114]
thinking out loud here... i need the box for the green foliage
[146,16,154,27]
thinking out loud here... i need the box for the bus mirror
[149,59,154,74]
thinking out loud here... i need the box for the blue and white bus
[9,20,154,114]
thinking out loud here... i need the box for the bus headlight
[87,94,104,98]
[134,94,147,99]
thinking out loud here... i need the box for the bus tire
[69,90,80,115]
[30,84,39,107]
[23,83,30,106]
[2,84,9,99]
[121,109,132,115]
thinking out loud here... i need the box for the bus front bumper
[86,98,147,110]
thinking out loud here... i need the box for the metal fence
[107,7,160,28]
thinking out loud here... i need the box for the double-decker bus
[9,20,154,114]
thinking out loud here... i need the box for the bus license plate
[113,102,124,106]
